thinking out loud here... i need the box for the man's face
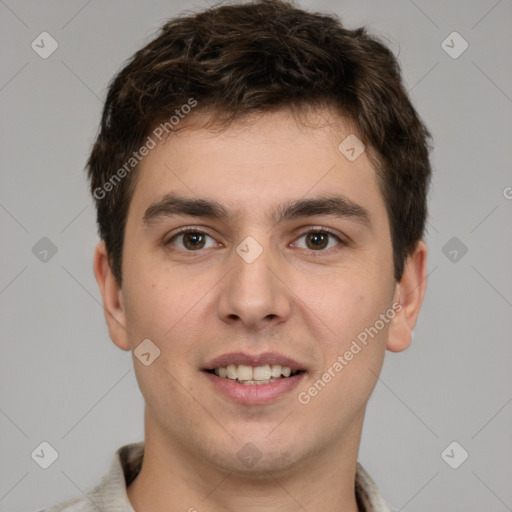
[112,108,401,473]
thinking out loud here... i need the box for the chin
[225,433,308,475]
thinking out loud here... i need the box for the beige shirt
[39,442,393,512]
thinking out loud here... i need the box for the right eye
[165,228,219,251]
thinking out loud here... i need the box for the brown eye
[294,230,342,252]
[167,230,217,251]
[182,232,206,250]
[305,232,329,250]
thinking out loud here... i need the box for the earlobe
[93,242,131,351]
[386,241,428,353]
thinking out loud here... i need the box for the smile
[207,363,301,385]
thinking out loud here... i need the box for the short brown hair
[87,0,432,284]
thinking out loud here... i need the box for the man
[42,0,431,510]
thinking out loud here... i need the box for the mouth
[204,364,304,385]
[202,352,308,404]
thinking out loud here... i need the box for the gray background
[1,0,511,511]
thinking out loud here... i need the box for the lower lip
[203,371,306,405]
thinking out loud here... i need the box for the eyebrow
[142,192,371,228]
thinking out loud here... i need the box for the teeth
[226,364,237,380]
[239,379,276,385]
[212,363,296,382]
[237,364,253,381]
[253,364,271,380]
[270,364,281,378]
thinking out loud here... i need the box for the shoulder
[34,441,143,512]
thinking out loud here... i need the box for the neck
[127,408,365,512]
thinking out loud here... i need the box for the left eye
[294,231,342,251]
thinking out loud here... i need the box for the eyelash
[165,226,345,254]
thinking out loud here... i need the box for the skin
[94,107,427,512]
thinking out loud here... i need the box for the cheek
[122,257,196,340]
[124,278,200,401]
[122,270,210,384]
[296,289,390,418]
[294,268,391,340]
[296,270,393,405]
[123,283,167,340]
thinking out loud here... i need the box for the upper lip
[203,352,307,372]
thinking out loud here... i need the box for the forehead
[128,108,387,227]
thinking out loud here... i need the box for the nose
[217,240,292,331]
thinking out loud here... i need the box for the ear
[93,241,131,351]
[386,240,428,353]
